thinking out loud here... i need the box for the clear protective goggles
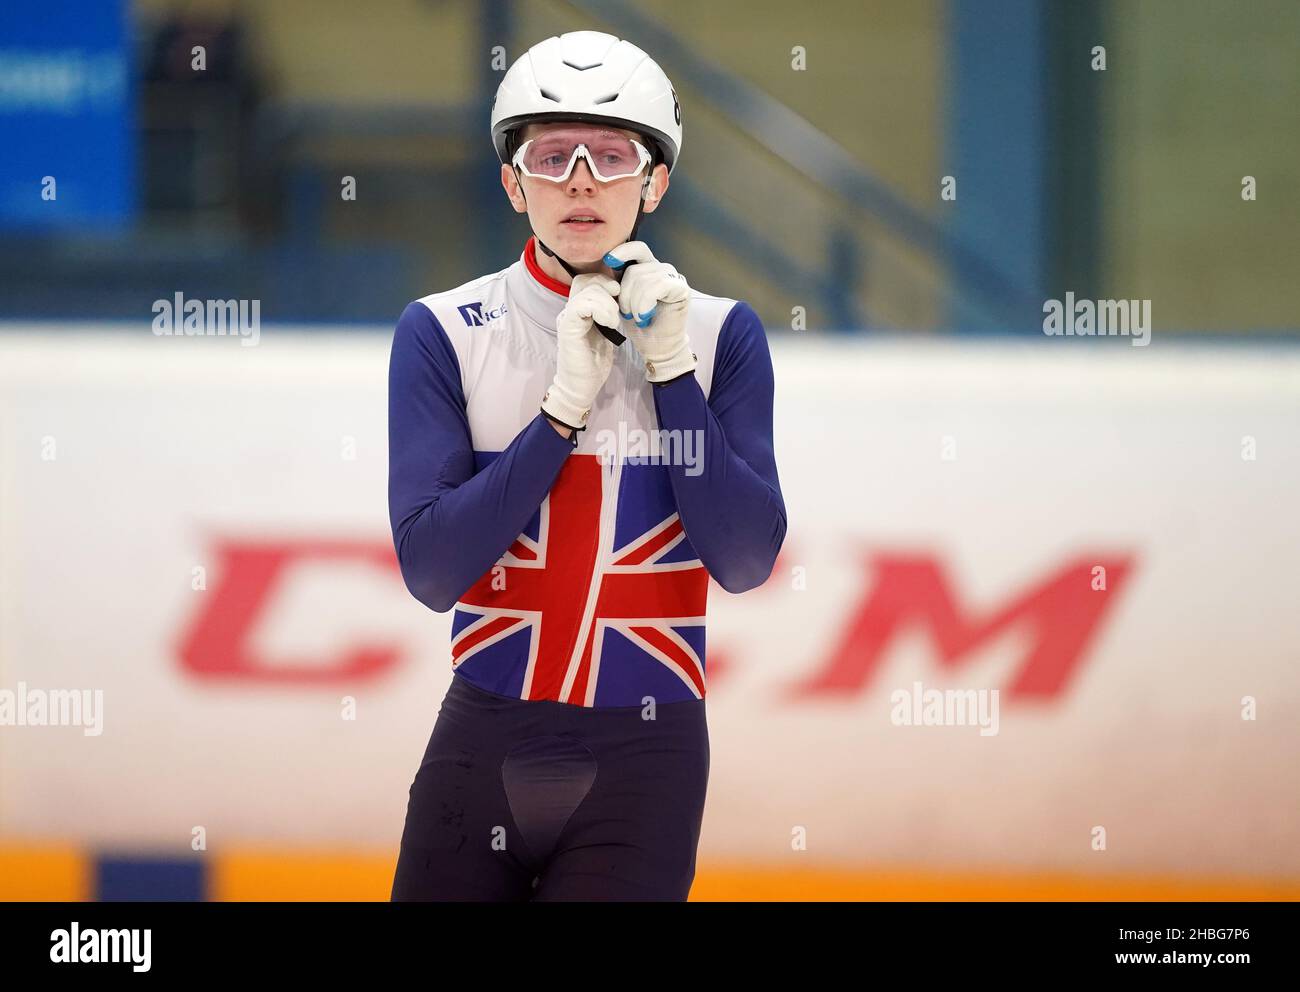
[511,127,653,183]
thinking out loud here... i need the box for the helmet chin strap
[516,167,655,347]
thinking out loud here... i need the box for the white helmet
[491,30,682,173]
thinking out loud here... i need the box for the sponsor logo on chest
[457,300,509,327]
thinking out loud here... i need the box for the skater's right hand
[541,273,621,431]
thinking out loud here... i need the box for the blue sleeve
[387,301,575,612]
[650,301,787,593]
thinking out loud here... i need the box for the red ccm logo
[177,538,401,684]
[177,537,1134,698]
[783,550,1136,700]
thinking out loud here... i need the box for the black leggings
[391,673,710,901]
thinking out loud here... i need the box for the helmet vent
[592,92,619,105]
[537,88,561,103]
[562,59,602,71]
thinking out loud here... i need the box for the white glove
[603,242,696,383]
[541,273,621,430]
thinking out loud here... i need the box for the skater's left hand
[603,242,697,384]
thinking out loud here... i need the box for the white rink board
[1,326,1297,876]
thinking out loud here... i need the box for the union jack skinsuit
[386,236,785,900]
[388,236,786,707]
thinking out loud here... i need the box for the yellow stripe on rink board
[5,844,1296,902]
[687,865,1300,901]
[210,854,1300,902]
[0,844,91,901]
[211,849,399,902]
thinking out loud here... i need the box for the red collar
[523,236,571,298]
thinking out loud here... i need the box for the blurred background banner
[0,0,134,229]
[1,0,1298,901]
[3,331,1297,901]
[2,0,1296,330]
